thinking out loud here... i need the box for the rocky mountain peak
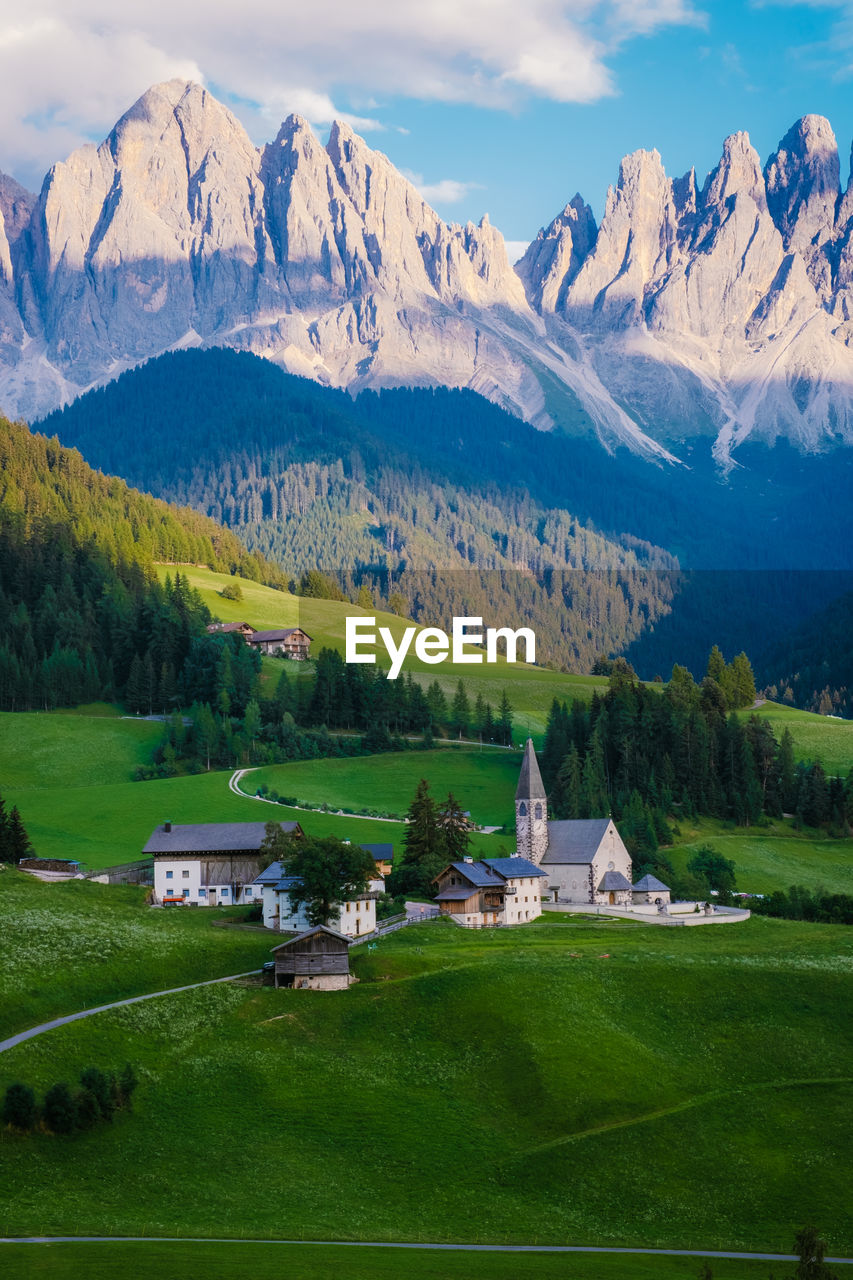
[702,131,767,212]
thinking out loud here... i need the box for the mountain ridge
[2,81,853,469]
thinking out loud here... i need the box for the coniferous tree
[436,793,472,862]
[450,681,470,739]
[391,779,448,895]
[6,806,33,863]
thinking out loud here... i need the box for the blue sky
[1,2,852,254]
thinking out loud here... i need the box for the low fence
[86,859,154,886]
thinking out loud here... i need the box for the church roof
[633,874,671,892]
[516,738,547,801]
[598,871,633,892]
[541,818,612,865]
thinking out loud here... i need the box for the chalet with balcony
[246,628,312,659]
[432,855,546,928]
[206,621,256,638]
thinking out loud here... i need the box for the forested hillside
[0,418,283,710]
[41,348,685,671]
[756,589,853,717]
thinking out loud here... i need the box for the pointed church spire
[516,737,546,801]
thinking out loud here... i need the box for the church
[514,738,635,907]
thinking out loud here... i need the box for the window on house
[165,871,173,879]
[245,888,253,897]
[182,869,189,878]
[182,889,190,899]
[199,888,206,897]
[221,888,229,896]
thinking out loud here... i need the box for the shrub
[44,1082,77,1134]
[2,1082,37,1131]
[74,1087,101,1130]
[80,1066,116,1121]
[118,1064,138,1108]
[219,581,243,601]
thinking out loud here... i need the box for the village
[120,738,750,990]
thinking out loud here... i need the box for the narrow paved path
[0,970,261,1056]
[229,769,406,823]
[1,1237,851,1262]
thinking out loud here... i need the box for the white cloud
[402,170,482,204]
[0,1,706,187]
[503,239,532,264]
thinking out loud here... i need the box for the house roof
[206,621,254,634]
[482,856,547,879]
[248,628,312,643]
[540,818,612,865]
[144,821,300,855]
[434,886,480,901]
[274,877,302,891]
[516,738,547,801]
[598,871,633,892]
[450,860,505,887]
[633,874,671,892]
[253,860,285,885]
[360,843,394,862]
[271,925,351,951]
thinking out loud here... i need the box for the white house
[145,820,303,906]
[252,844,386,938]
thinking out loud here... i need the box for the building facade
[246,628,312,659]
[433,855,546,927]
[146,820,302,906]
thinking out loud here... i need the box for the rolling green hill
[0,898,850,1256]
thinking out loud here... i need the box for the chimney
[464,856,474,863]
[164,821,172,833]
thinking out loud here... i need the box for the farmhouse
[146,821,303,906]
[432,855,546,928]
[514,739,635,906]
[246,627,312,659]
[271,926,353,990]
[252,843,388,937]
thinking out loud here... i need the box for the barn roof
[516,738,547,801]
[144,822,300,855]
[541,818,612,865]
[598,871,633,892]
[271,925,351,951]
[248,628,312,643]
[633,874,671,892]
[482,856,547,879]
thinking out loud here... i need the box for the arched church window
[518,802,527,817]
[534,803,543,820]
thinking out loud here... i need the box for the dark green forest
[0,417,283,710]
[41,348,853,687]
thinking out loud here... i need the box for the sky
[1,1,852,257]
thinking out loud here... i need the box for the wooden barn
[205,621,256,638]
[271,926,353,990]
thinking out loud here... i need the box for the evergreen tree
[450,681,470,739]
[436,793,472,862]
[6,806,33,863]
[43,1082,77,1134]
[497,689,514,747]
[391,779,448,895]
[2,1082,37,1131]
[706,644,726,685]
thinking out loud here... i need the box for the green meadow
[0,708,162,790]
[248,746,522,828]
[0,871,272,1040]
[2,1242,846,1280]
[157,564,610,736]
[747,701,853,775]
[0,897,850,1256]
[668,817,853,896]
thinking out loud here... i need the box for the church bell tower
[515,738,549,865]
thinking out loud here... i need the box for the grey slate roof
[274,877,302,892]
[360,843,394,862]
[598,871,633,892]
[271,925,351,952]
[447,860,505,887]
[434,886,480,901]
[633,874,671,892]
[482,856,547,879]
[144,822,300,855]
[540,818,612,865]
[253,860,286,886]
[247,628,312,643]
[515,738,547,801]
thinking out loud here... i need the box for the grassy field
[248,746,521,828]
[0,871,274,1040]
[668,817,853,896]
[158,564,610,736]
[0,707,162,789]
[747,702,853,775]
[1,903,850,1255]
[2,1242,845,1280]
